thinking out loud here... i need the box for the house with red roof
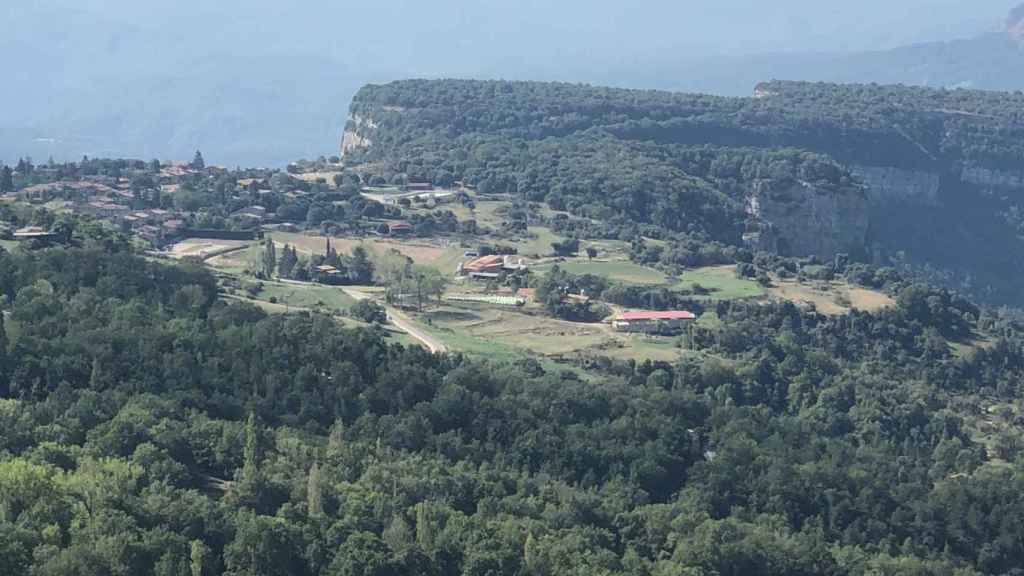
[611,310,696,335]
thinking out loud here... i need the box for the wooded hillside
[2,235,1024,574]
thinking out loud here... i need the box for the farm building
[611,310,696,335]
[460,255,529,276]
[462,255,505,274]
[377,190,455,206]
[231,206,267,220]
[387,222,413,236]
[13,226,58,241]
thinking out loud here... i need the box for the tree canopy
[0,237,1023,574]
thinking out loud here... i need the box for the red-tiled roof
[615,311,696,321]
[464,255,504,272]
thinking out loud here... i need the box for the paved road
[341,287,447,354]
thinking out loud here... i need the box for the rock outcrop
[851,165,942,207]
[743,181,870,260]
[961,165,1024,191]
[340,113,377,157]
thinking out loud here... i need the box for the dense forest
[343,79,1024,306]
[3,233,1024,574]
[348,78,1024,170]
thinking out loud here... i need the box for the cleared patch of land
[847,287,896,311]
[168,239,253,260]
[253,281,356,314]
[206,244,262,273]
[292,171,342,184]
[267,232,464,274]
[673,265,765,301]
[511,226,564,257]
[413,302,689,363]
[532,260,763,302]
[767,279,894,316]
[536,259,669,285]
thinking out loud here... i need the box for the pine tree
[307,461,323,517]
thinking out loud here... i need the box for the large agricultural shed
[611,310,696,335]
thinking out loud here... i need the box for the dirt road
[341,287,447,354]
[386,308,447,354]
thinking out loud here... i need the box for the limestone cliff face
[961,166,1024,191]
[851,165,942,207]
[340,113,377,157]
[743,181,870,259]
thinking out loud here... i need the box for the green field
[535,259,669,284]
[414,318,595,379]
[532,260,762,302]
[251,281,355,314]
[673,266,764,301]
[512,226,563,257]
[205,244,261,274]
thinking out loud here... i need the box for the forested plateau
[342,79,1024,306]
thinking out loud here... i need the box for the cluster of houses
[124,210,187,243]
[10,168,198,246]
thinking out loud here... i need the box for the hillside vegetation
[3,231,1024,575]
[344,79,1024,306]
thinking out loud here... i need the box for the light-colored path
[341,287,447,354]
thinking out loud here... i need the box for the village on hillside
[0,153,897,366]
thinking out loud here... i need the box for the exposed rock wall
[961,166,1024,191]
[744,181,870,259]
[851,165,942,207]
[340,113,377,157]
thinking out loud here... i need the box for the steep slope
[341,79,1024,305]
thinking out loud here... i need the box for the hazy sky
[1,1,1019,165]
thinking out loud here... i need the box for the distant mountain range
[651,7,1024,96]
[3,3,1024,166]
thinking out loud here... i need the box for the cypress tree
[262,238,276,279]
[307,461,323,517]
[189,540,209,576]
[0,166,13,193]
